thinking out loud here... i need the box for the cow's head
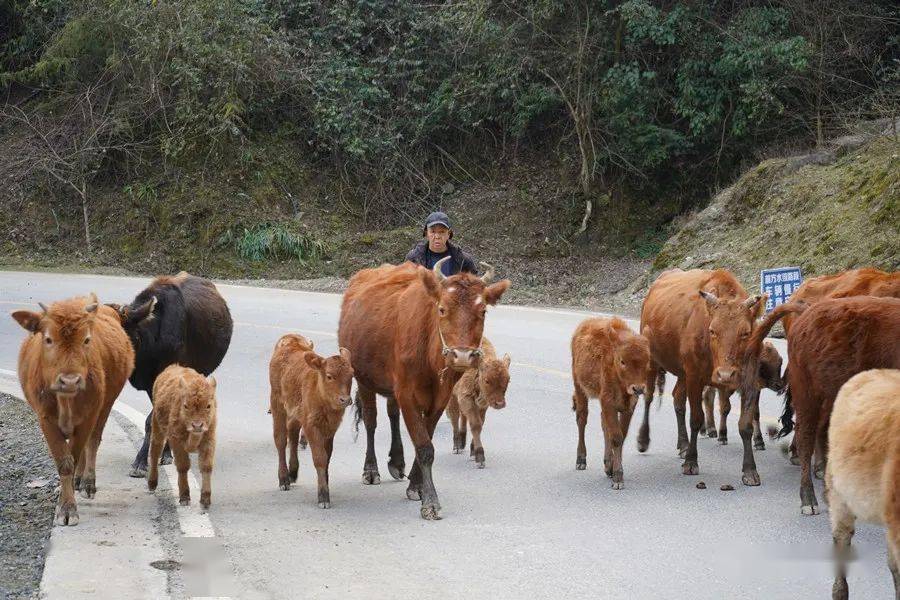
[700,291,767,387]
[107,295,156,351]
[613,329,651,403]
[178,373,216,434]
[757,341,785,393]
[477,353,511,409]
[305,348,354,410]
[421,259,511,372]
[12,294,101,437]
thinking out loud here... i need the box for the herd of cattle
[9,261,899,598]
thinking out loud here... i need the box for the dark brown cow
[782,268,900,335]
[571,317,650,489]
[338,258,510,520]
[12,295,134,525]
[742,296,900,515]
[637,269,766,485]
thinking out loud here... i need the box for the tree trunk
[80,182,92,254]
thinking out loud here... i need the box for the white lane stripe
[113,402,216,539]
[0,367,18,378]
[233,320,337,338]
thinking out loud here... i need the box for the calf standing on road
[269,334,354,508]
[571,318,650,489]
[148,365,218,509]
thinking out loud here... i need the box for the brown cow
[826,369,900,600]
[446,337,511,468]
[12,294,134,525]
[147,365,218,508]
[700,340,785,447]
[742,296,900,515]
[338,258,510,520]
[268,334,354,508]
[571,318,650,489]
[637,269,766,485]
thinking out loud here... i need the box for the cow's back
[641,269,746,375]
[788,296,900,411]
[338,264,421,396]
[179,275,233,375]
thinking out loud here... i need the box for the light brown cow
[13,294,134,525]
[269,334,354,508]
[446,337,511,468]
[782,268,900,335]
[147,365,217,508]
[637,269,766,485]
[338,258,510,520]
[826,369,900,599]
[571,317,650,489]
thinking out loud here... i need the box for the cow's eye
[619,359,626,368]
[206,404,211,409]
[438,306,447,317]
[84,336,91,345]
[44,336,53,346]
[326,374,334,381]
[708,329,717,337]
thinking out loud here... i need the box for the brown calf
[827,369,900,600]
[571,317,650,489]
[637,268,766,485]
[742,297,900,515]
[147,365,217,508]
[13,294,134,525]
[446,337,511,468]
[269,334,354,508]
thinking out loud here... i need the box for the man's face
[427,224,450,252]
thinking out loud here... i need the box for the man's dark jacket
[405,240,478,275]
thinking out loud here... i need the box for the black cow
[110,272,233,477]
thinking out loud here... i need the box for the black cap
[424,211,451,230]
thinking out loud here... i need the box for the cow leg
[80,400,115,499]
[887,533,900,600]
[672,379,689,459]
[147,416,165,493]
[299,428,308,450]
[681,378,702,475]
[788,438,800,465]
[573,387,588,470]
[39,416,79,526]
[401,400,442,520]
[198,434,215,509]
[287,419,300,483]
[359,385,381,485]
[717,388,731,445]
[130,410,153,478]
[173,443,191,506]
[470,408,486,468]
[702,387,716,439]
[636,367,657,453]
[752,401,766,451]
[814,429,828,481]
[739,387,761,486]
[447,398,463,454]
[601,399,626,489]
[271,396,290,491]
[829,487,855,600]
[386,396,406,480]
[308,431,331,509]
[796,413,820,515]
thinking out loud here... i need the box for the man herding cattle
[405,211,479,276]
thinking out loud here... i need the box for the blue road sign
[760,266,803,313]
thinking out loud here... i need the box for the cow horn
[479,262,495,283]
[38,302,49,314]
[433,256,451,281]
[699,290,719,307]
[89,292,99,304]
[742,294,763,309]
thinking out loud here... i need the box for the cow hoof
[299,440,308,450]
[279,479,291,491]
[361,470,381,485]
[55,503,79,526]
[789,455,801,466]
[576,457,586,471]
[742,471,761,486]
[814,466,825,480]
[682,461,699,476]
[611,481,624,490]
[388,462,406,481]
[129,465,148,478]
[200,494,210,509]
[452,446,462,454]
[754,439,766,451]
[179,496,190,507]
[289,470,298,483]
[476,461,485,469]
[420,505,442,521]
[318,501,331,509]
[406,488,421,501]
[832,579,849,600]
[718,437,728,446]
[636,438,649,453]
[800,504,820,516]
[81,480,96,499]
[148,478,158,492]
[707,429,718,439]
[74,476,82,491]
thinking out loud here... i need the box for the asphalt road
[0,270,893,599]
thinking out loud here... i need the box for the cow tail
[655,369,666,409]
[776,384,795,439]
[352,391,362,443]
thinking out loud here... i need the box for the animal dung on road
[696,482,707,490]
[720,484,735,491]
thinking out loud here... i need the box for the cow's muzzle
[713,368,738,386]
[444,348,482,371]
[338,395,353,408]
[51,374,85,394]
